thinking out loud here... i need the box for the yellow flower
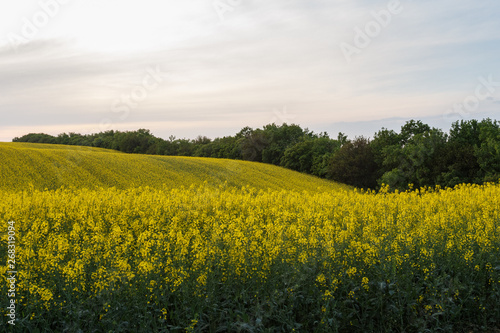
[362,277,369,291]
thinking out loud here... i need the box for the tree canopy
[13,119,500,190]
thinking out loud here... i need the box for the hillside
[0,142,348,192]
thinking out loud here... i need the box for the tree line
[13,119,500,190]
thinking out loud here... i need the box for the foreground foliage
[1,183,499,332]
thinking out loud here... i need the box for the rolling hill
[0,142,348,192]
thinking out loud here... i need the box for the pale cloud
[0,0,499,142]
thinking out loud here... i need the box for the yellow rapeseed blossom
[362,277,369,291]
[0,146,499,318]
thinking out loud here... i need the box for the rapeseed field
[0,143,347,192]
[0,143,499,332]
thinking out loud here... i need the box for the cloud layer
[1,0,499,141]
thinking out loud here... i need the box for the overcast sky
[1,0,499,141]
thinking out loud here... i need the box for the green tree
[239,128,267,162]
[438,120,482,187]
[475,119,500,182]
[327,137,378,189]
[379,128,447,190]
[261,124,308,165]
[281,137,340,176]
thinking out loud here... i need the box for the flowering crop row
[1,183,499,331]
[0,142,347,193]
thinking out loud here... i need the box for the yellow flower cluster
[0,181,498,315]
